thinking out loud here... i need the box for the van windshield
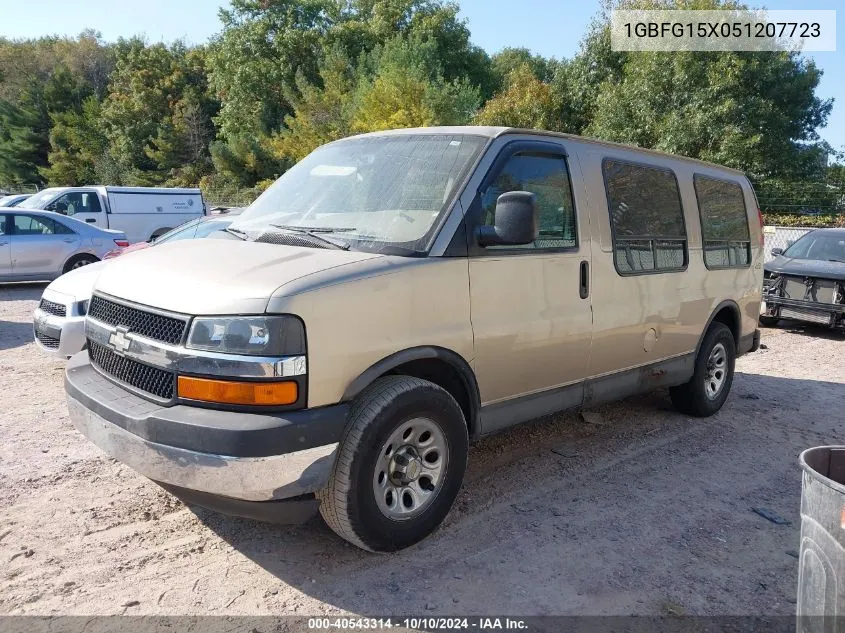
[783,231,845,262]
[231,134,486,255]
[17,189,58,209]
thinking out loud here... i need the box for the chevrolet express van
[65,127,763,552]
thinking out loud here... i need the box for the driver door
[52,190,105,229]
[467,140,593,432]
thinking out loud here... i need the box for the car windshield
[17,189,58,209]
[231,133,486,254]
[783,232,845,262]
[156,219,231,244]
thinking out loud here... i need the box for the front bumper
[33,309,87,359]
[65,353,348,519]
[761,295,845,327]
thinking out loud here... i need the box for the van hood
[93,239,383,314]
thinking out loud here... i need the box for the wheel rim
[71,259,91,270]
[704,342,728,399]
[373,417,448,521]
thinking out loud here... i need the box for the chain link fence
[763,226,815,262]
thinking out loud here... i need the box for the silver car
[0,208,128,282]
[0,194,32,207]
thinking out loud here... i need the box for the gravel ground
[1,282,843,617]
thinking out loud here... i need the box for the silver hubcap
[72,259,91,269]
[373,418,448,520]
[705,342,728,399]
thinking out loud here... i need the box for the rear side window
[603,159,687,274]
[694,175,751,268]
[13,215,73,235]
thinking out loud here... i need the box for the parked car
[761,228,845,329]
[64,126,763,552]
[103,207,243,259]
[0,209,127,283]
[0,193,32,207]
[17,186,205,243]
[33,211,243,357]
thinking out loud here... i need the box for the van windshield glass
[783,232,845,262]
[17,190,58,209]
[231,134,486,254]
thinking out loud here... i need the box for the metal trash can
[798,446,845,631]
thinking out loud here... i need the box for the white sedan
[0,208,128,282]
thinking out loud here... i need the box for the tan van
[65,127,763,552]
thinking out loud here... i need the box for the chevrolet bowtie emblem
[109,326,132,356]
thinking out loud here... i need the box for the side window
[12,215,72,235]
[0,215,6,235]
[603,159,688,274]
[80,192,102,213]
[480,152,577,249]
[694,175,751,268]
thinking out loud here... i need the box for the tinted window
[481,152,577,249]
[53,191,101,215]
[603,160,687,274]
[694,175,751,268]
[13,215,73,235]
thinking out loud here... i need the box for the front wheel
[670,322,736,417]
[759,315,779,327]
[317,376,469,552]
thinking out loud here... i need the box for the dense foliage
[0,0,839,210]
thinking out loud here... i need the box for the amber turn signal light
[177,376,298,405]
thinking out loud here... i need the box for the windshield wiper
[224,227,248,240]
[268,224,354,250]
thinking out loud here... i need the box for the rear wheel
[317,376,468,552]
[670,322,736,417]
[62,254,98,274]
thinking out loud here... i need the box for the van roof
[347,126,747,177]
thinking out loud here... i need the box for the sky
[0,0,842,155]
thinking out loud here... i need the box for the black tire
[759,315,779,327]
[317,376,469,552]
[670,322,736,417]
[62,253,98,274]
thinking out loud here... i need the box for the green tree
[473,63,556,129]
[41,96,108,185]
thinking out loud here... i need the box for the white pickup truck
[16,186,205,243]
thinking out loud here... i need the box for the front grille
[88,340,174,400]
[39,298,66,317]
[88,295,187,345]
[35,329,60,349]
[780,308,832,325]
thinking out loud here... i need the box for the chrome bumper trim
[67,395,337,501]
[85,316,306,378]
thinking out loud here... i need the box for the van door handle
[85,218,96,223]
[579,260,589,299]
[63,238,76,243]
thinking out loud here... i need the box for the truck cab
[18,186,205,243]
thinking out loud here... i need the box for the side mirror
[770,247,784,257]
[476,191,539,247]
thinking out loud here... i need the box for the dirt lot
[1,282,843,617]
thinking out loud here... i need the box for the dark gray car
[761,228,845,329]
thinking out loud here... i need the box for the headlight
[186,315,305,356]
